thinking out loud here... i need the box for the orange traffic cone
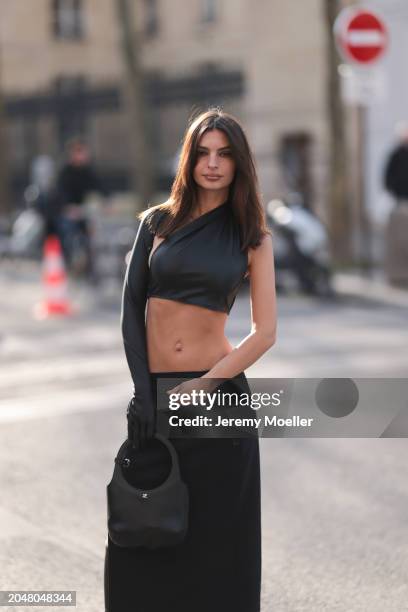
[34,235,75,319]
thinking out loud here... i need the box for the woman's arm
[202,234,277,382]
[121,210,156,434]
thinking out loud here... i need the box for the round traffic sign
[335,8,388,64]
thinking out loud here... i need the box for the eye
[197,150,207,156]
[220,151,231,157]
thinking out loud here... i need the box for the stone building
[0,0,330,219]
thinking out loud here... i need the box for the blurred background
[1,1,407,611]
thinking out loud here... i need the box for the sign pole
[334,7,388,275]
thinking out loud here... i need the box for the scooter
[266,195,334,297]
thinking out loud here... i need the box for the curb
[333,272,408,309]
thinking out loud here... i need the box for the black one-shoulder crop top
[146,200,248,314]
[120,199,249,414]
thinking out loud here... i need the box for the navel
[174,339,183,352]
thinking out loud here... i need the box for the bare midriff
[146,296,233,373]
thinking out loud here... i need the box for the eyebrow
[197,145,231,151]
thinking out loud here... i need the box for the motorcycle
[266,195,334,298]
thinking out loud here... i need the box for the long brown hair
[139,107,271,251]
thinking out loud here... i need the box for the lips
[204,175,222,179]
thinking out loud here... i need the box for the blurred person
[56,137,104,280]
[104,108,277,612]
[384,123,408,285]
[384,122,408,206]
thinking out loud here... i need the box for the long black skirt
[104,370,262,612]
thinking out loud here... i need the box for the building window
[144,0,159,37]
[54,75,88,148]
[52,0,84,40]
[279,132,313,209]
[54,74,86,96]
[200,0,217,23]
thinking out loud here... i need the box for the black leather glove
[121,207,165,450]
[127,396,156,450]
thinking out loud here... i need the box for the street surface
[0,261,407,611]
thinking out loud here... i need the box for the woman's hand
[166,377,223,406]
[127,396,156,450]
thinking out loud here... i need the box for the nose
[208,153,218,169]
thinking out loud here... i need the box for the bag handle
[113,433,182,494]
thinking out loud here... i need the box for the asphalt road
[1,264,408,611]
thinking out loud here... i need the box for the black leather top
[120,199,248,414]
[146,200,248,314]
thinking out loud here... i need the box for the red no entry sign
[335,8,388,64]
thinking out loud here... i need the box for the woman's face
[193,129,236,193]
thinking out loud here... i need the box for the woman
[105,108,277,612]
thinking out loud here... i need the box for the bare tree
[324,0,352,263]
[115,0,154,213]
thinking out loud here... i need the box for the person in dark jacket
[384,125,408,205]
[384,124,408,285]
[56,138,104,279]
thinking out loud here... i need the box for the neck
[194,188,229,215]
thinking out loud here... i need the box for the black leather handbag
[107,433,189,549]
